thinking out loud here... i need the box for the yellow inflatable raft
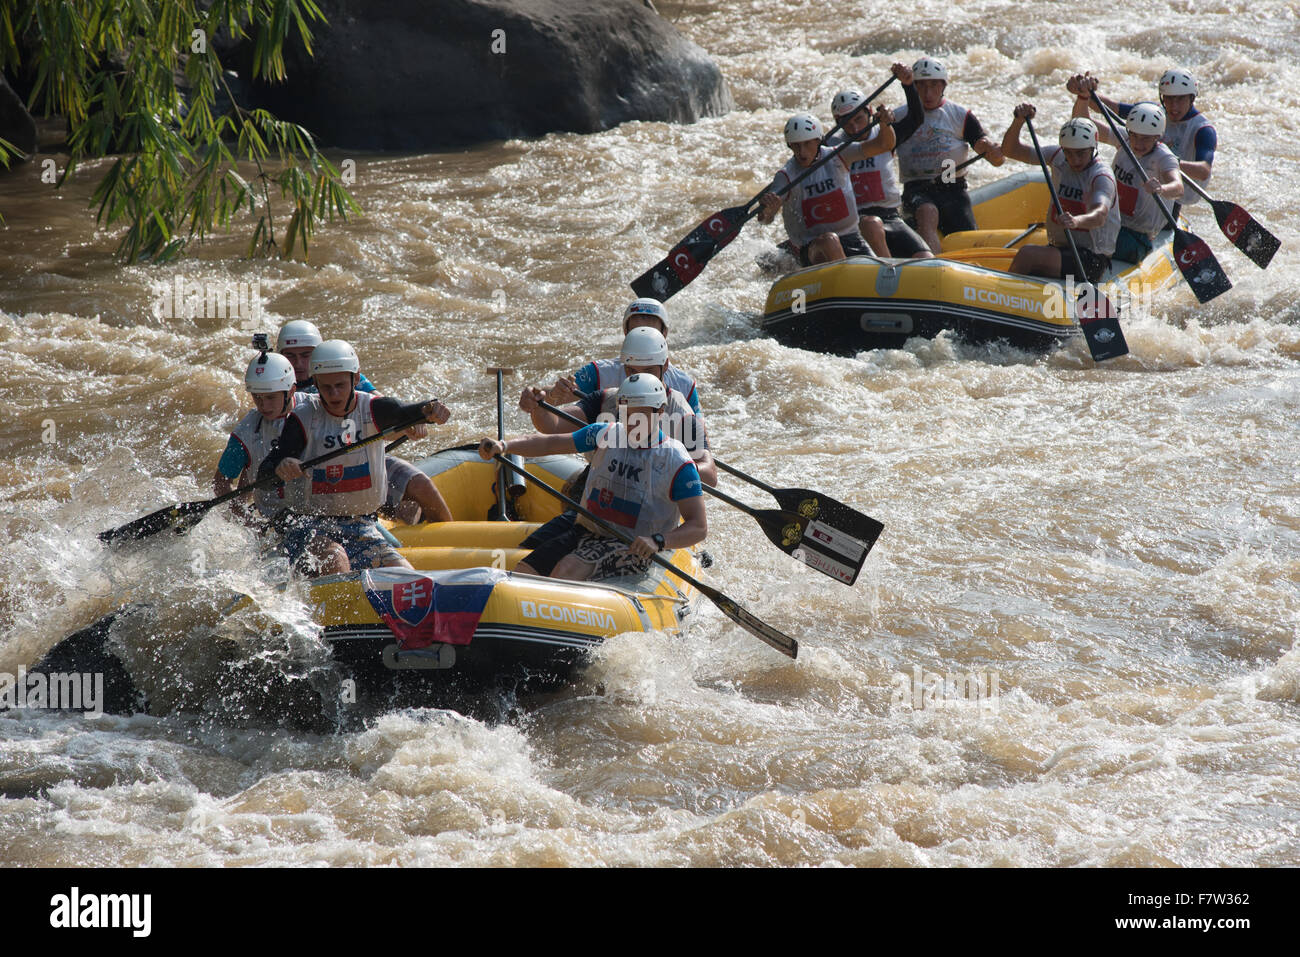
[310,446,700,705]
[761,170,1182,354]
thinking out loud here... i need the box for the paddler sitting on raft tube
[755,107,897,267]
[212,346,310,525]
[999,106,1119,283]
[478,373,706,583]
[512,326,716,579]
[258,339,452,575]
[277,319,451,526]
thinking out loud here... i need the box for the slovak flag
[361,567,506,649]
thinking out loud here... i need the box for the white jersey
[1043,146,1121,256]
[1112,139,1179,237]
[1162,110,1213,205]
[584,357,700,414]
[773,145,859,247]
[230,393,309,517]
[291,392,387,516]
[893,100,974,183]
[827,127,902,210]
[579,424,698,540]
[592,388,708,459]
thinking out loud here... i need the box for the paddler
[258,340,452,575]
[276,319,450,525]
[754,106,897,267]
[1069,83,1182,262]
[478,373,706,583]
[511,327,715,579]
[828,67,933,259]
[212,345,308,524]
[1070,68,1215,209]
[891,56,1004,253]
[1000,105,1119,283]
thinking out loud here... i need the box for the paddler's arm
[844,106,896,160]
[477,432,583,460]
[756,174,787,225]
[371,397,450,431]
[628,468,707,558]
[519,385,590,434]
[1000,103,1038,165]
[966,113,1004,166]
[258,414,309,483]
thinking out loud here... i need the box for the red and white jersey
[1112,139,1179,237]
[291,392,387,516]
[773,146,859,247]
[827,127,902,210]
[1162,111,1214,205]
[1042,145,1120,256]
[230,393,309,516]
[893,101,974,182]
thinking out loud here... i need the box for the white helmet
[784,113,824,144]
[622,297,669,333]
[831,88,867,118]
[309,339,359,376]
[245,353,296,394]
[276,319,322,351]
[620,327,669,368]
[616,373,667,410]
[1158,69,1197,97]
[1059,117,1099,149]
[1126,101,1166,136]
[912,57,948,82]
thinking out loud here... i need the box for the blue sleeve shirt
[217,434,249,479]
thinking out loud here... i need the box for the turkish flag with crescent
[801,190,850,226]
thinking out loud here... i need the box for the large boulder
[0,73,37,162]
[239,0,731,149]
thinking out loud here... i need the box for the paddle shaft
[489,453,797,658]
[1024,116,1093,284]
[1090,93,1179,231]
[1177,171,1214,204]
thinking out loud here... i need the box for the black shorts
[1053,244,1111,284]
[797,230,870,266]
[860,205,931,257]
[519,511,580,575]
[902,178,977,235]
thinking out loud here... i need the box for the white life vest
[587,357,699,411]
[775,146,859,247]
[1112,139,1179,237]
[230,392,309,517]
[593,388,707,458]
[292,391,387,516]
[578,424,697,540]
[1161,110,1213,204]
[1043,146,1121,256]
[894,101,973,183]
[827,128,902,210]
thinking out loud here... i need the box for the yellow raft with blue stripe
[309,446,700,708]
[761,170,1182,354]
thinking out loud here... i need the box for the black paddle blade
[630,203,751,301]
[1073,283,1128,361]
[749,508,872,586]
[1173,229,1233,304]
[693,578,798,659]
[1210,199,1279,269]
[768,488,884,558]
[98,499,213,546]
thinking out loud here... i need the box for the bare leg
[550,554,597,582]
[403,473,452,524]
[1009,244,1063,278]
[914,203,942,254]
[807,233,846,265]
[858,214,889,256]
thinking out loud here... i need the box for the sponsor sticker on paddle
[793,519,870,585]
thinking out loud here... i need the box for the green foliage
[0,0,359,262]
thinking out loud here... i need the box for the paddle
[1090,94,1232,304]
[1024,115,1128,362]
[99,406,438,546]
[532,395,876,585]
[630,75,898,302]
[488,452,798,659]
[1179,173,1279,270]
